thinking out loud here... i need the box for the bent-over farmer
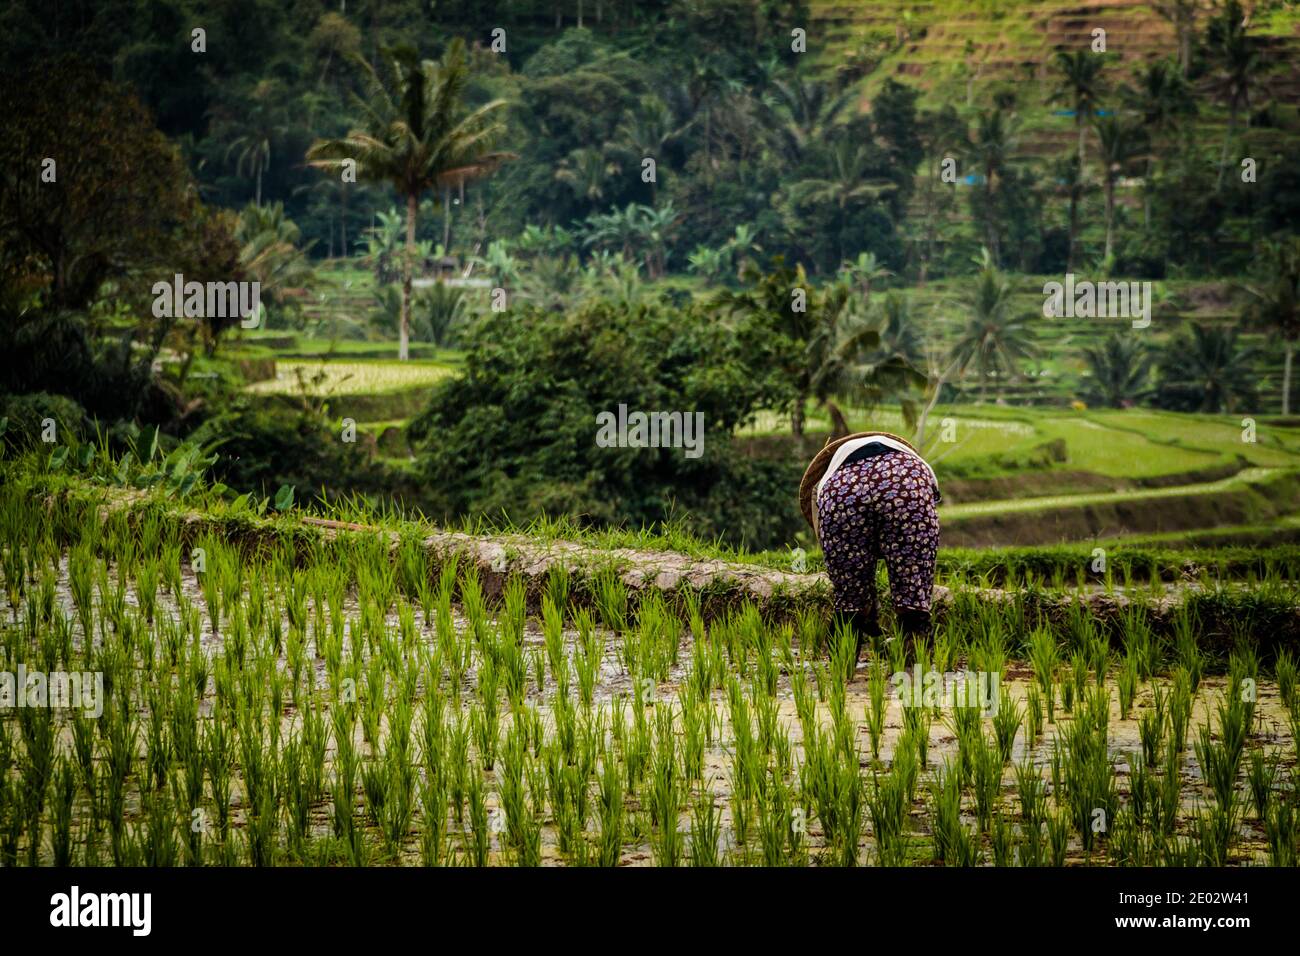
[799,431,941,666]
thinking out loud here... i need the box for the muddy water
[2,558,1295,866]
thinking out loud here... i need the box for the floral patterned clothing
[815,449,941,614]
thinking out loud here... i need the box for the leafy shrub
[0,392,87,452]
[408,299,801,548]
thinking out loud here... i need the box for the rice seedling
[802,717,861,866]
[596,749,625,867]
[1046,811,1070,866]
[1151,736,1182,839]
[1196,797,1239,866]
[1108,804,1151,867]
[901,698,931,769]
[679,689,705,783]
[1069,650,1090,711]
[972,734,1003,830]
[1246,748,1280,821]
[885,631,908,680]
[950,697,982,787]
[990,810,1014,867]
[865,661,887,761]
[1015,755,1047,828]
[1017,819,1044,867]
[1159,831,1201,867]
[891,722,921,803]
[1139,685,1167,768]
[464,766,490,867]
[49,759,76,867]
[1114,651,1139,719]
[1172,618,1204,696]
[574,610,602,708]
[500,728,540,866]
[688,787,722,867]
[1027,627,1058,723]
[471,679,500,772]
[1025,684,1043,745]
[1264,789,1297,866]
[1194,723,1239,812]
[929,759,965,864]
[1229,643,1260,694]
[1216,693,1250,769]
[992,691,1022,764]
[419,767,449,867]
[593,567,627,634]
[1275,648,1297,716]
[756,775,795,866]
[970,632,1007,687]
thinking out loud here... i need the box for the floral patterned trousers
[815,450,941,614]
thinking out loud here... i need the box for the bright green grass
[747,405,1300,479]
[940,467,1278,519]
[1086,411,1300,467]
[356,419,409,432]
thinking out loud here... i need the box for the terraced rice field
[245,361,456,397]
[1,471,1297,867]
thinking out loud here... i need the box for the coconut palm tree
[234,203,315,329]
[1093,116,1148,264]
[838,252,892,304]
[1156,323,1259,413]
[580,204,646,264]
[963,109,1021,262]
[1242,237,1300,414]
[785,141,898,264]
[308,40,511,360]
[876,291,926,368]
[554,147,616,206]
[1048,50,1107,179]
[607,95,690,205]
[1050,154,1086,270]
[1081,333,1153,408]
[1122,59,1195,225]
[808,284,926,437]
[1204,0,1260,189]
[636,203,680,279]
[948,250,1037,402]
[355,208,404,284]
[761,73,857,166]
[1152,0,1199,76]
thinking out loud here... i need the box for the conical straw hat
[798,431,920,530]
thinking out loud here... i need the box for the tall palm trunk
[1077,120,1086,179]
[1217,105,1238,189]
[401,193,416,361]
[1284,342,1294,416]
[1103,178,1115,264]
[340,186,348,256]
[1067,188,1079,271]
[1144,155,1154,227]
[443,185,452,250]
[791,398,806,454]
